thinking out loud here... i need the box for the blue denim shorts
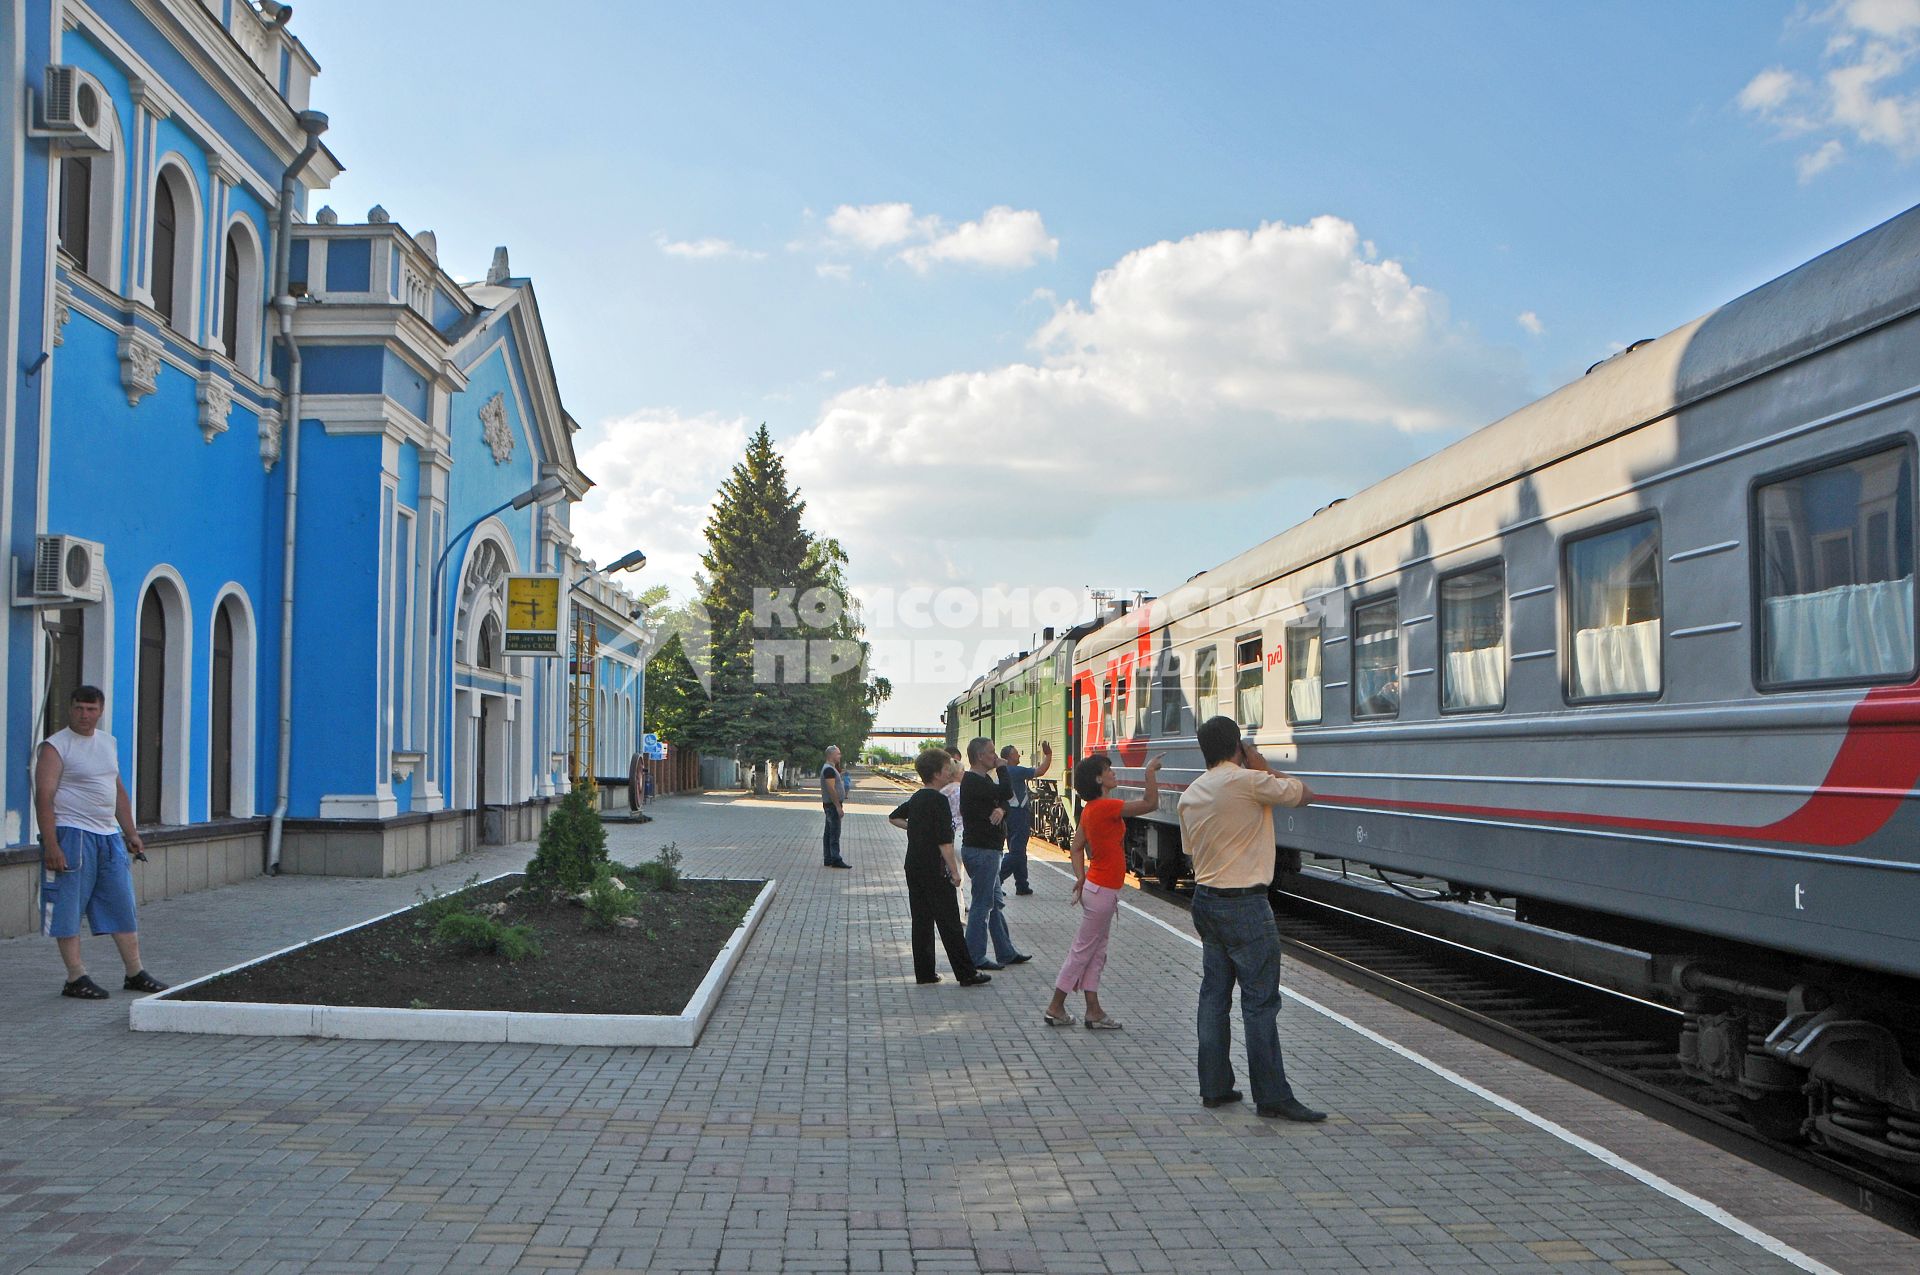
[41,827,138,938]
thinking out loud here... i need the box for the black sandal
[122,970,168,993]
[61,975,108,1000]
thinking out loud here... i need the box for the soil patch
[177,873,764,1015]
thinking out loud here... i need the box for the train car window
[1195,645,1219,722]
[1156,651,1187,736]
[1440,563,1507,711]
[1234,636,1265,730]
[1133,663,1150,736]
[1285,621,1323,724]
[1565,520,1662,700]
[1756,445,1915,686]
[1352,597,1401,718]
[1113,673,1127,742]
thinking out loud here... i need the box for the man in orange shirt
[1177,714,1323,1122]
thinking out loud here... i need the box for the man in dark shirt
[820,745,850,869]
[959,736,1030,970]
[889,749,991,986]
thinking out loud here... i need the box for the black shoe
[1003,954,1033,965]
[974,961,1004,971]
[958,973,993,987]
[1014,888,1035,896]
[825,861,851,869]
[1201,1090,1243,1109]
[1256,1099,1327,1123]
[61,975,109,1000]
[916,976,942,985]
[122,970,168,993]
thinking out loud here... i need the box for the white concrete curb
[130,875,778,1047]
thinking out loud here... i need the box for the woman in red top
[1044,752,1163,1029]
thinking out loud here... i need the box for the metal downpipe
[265,110,327,875]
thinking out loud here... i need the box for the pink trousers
[1054,881,1121,993]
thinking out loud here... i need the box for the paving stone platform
[1,781,1917,1274]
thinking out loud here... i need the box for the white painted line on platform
[1038,861,1841,1275]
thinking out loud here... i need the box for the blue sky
[293,1,1920,726]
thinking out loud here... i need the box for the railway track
[1139,872,1920,1239]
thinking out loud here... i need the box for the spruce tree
[682,425,831,779]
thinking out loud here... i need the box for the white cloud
[654,234,766,262]
[822,201,1057,272]
[815,262,852,281]
[571,410,751,592]
[1739,1,1920,171]
[898,206,1059,272]
[783,215,1524,572]
[825,203,938,250]
[1517,310,1544,336]
[1798,137,1847,179]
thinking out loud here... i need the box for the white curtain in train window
[1568,521,1661,698]
[1353,599,1400,717]
[1287,626,1322,722]
[1441,565,1505,710]
[1764,578,1914,682]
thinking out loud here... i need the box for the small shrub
[414,873,480,930]
[583,864,641,930]
[527,782,609,893]
[432,910,542,962]
[632,842,685,893]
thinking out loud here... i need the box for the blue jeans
[822,805,844,865]
[997,808,1032,890]
[962,845,1021,964]
[1190,888,1296,1108]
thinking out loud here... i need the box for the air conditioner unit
[33,535,105,604]
[30,66,114,154]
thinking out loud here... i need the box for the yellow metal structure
[570,608,599,783]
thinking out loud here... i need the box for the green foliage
[583,864,641,930]
[526,782,608,893]
[630,842,685,893]
[413,874,481,931]
[644,631,707,745]
[431,911,541,962]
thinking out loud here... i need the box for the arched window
[150,178,178,324]
[477,615,500,672]
[221,229,242,361]
[137,589,167,825]
[210,604,234,817]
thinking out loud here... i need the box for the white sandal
[1084,1016,1123,1030]
[1043,1010,1076,1026]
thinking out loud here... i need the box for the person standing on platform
[1044,751,1161,1029]
[820,745,851,869]
[1177,715,1323,1122]
[997,741,1053,897]
[889,749,992,987]
[36,685,167,1000]
[959,737,1028,970]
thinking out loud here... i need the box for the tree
[680,425,831,788]
[644,631,707,745]
[803,536,890,767]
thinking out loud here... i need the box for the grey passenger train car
[1052,206,1920,1175]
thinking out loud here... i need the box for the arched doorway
[451,534,524,812]
[136,590,166,825]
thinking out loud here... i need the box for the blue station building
[0,0,647,934]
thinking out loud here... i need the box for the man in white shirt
[36,685,165,1000]
[1177,714,1321,1121]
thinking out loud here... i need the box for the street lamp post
[566,549,647,787]
[429,474,568,635]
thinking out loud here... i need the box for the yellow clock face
[507,576,560,631]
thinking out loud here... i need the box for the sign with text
[504,574,564,655]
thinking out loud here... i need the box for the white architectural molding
[52,279,72,346]
[256,404,282,471]
[480,391,512,463]
[118,325,163,405]
[196,371,231,443]
[318,792,401,819]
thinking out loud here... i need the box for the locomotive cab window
[1441,563,1506,712]
[1194,645,1219,722]
[1233,636,1265,730]
[1352,596,1401,719]
[1565,519,1662,701]
[1285,621,1322,724]
[1756,445,1915,686]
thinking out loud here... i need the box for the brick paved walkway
[1,782,1916,1273]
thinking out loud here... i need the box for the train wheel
[1156,856,1181,891]
[1738,1093,1808,1142]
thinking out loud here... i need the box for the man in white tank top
[36,685,165,1000]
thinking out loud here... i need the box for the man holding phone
[1177,715,1322,1121]
[36,685,166,1000]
